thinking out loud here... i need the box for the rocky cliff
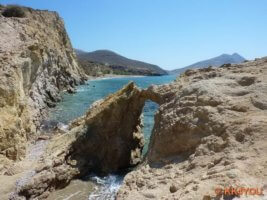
[0,6,86,163]
[117,58,267,199]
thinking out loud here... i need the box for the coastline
[87,74,147,81]
[61,74,148,92]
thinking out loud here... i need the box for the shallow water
[48,75,176,199]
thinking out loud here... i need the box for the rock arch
[15,82,162,198]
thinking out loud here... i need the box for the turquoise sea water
[49,75,176,153]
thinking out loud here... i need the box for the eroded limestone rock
[117,57,267,200]
[14,82,145,199]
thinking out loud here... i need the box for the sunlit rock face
[64,82,146,173]
[0,6,86,162]
[15,82,147,199]
[118,58,267,200]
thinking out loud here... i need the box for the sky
[1,0,267,70]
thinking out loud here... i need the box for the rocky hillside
[76,56,116,76]
[118,57,267,199]
[171,53,245,74]
[76,49,168,76]
[0,5,86,163]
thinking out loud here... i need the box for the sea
[48,75,176,200]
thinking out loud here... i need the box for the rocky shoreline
[0,5,267,200]
[5,57,267,200]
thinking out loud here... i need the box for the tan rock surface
[6,58,267,199]
[117,58,267,200]
[0,6,86,162]
[13,82,145,199]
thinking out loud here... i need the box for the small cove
[48,75,176,199]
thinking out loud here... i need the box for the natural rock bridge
[15,82,167,198]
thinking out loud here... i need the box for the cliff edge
[0,5,86,164]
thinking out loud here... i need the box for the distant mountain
[171,53,245,74]
[75,49,168,76]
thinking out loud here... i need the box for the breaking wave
[88,174,124,200]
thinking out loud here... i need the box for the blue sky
[1,0,267,70]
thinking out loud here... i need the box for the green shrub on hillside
[2,5,26,18]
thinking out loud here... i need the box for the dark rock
[45,101,56,108]
[67,87,76,94]
[169,184,178,193]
